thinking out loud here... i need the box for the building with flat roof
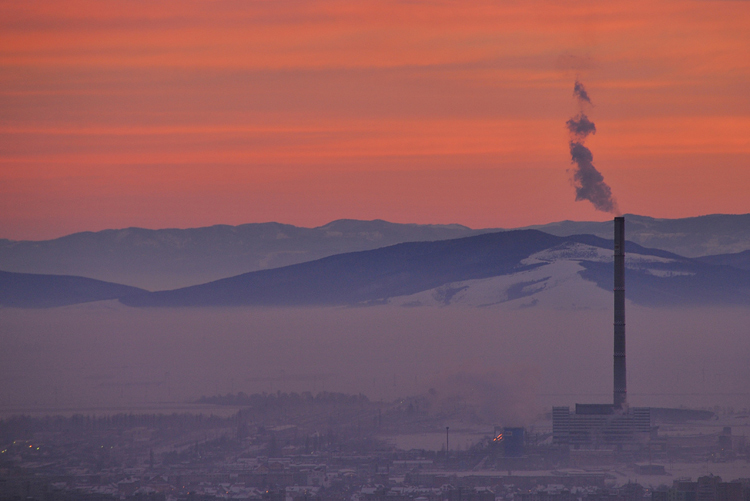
[553,405,651,448]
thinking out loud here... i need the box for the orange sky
[1,0,749,239]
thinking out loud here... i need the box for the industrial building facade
[552,404,651,448]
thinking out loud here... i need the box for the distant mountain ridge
[0,270,144,308]
[2,214,750,291]
[4,228,750,309]
[119,230,554,307]
[525,213,750,257]
[0,220,495,290]
[118,230,750,309]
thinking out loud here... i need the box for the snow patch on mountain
[388,242,689,310]
[521,242,675,267]
[391,259,612,310]
[645,269,696,277]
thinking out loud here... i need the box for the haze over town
[1,1,749,500]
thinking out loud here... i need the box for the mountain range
[525,213,750,257]
[2,214,750,292]
[118,230,750,308]
[0,220,492,290]
[3,227,750,309]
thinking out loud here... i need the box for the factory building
[552,217,652,449]
[552,404,651,448]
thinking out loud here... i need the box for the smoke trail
[573,80,591,104]
[567,81,619,214]
[566,114,596,139]
[570,142,617,213]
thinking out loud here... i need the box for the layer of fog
[1,302,749,423]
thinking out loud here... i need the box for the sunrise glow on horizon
[1,0,749,240]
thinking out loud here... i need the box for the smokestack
[613,216,627,409]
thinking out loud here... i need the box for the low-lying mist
[1,302,749,423]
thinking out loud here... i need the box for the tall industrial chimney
[613,216,627,409]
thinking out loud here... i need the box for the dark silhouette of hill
[578,260,750,307]
[3,214,749,291]
[119,230,750,308]
[696,249,750,271]
[4,228,750,309]
[0,270,145,308]
[120,230,556,307]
